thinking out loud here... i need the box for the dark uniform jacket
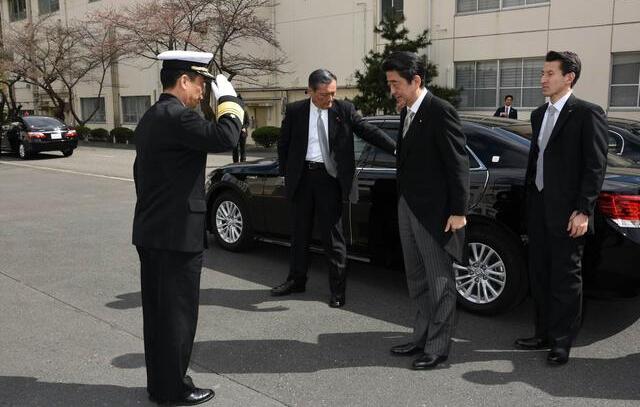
[525,94,608,234]
[132,93,242,252]
[396,91,470,262]
[277,98,396,201]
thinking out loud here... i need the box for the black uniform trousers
[232,134,246,162]
[137,246,202,400]
[527,187,584,347]
[288,165,347,295]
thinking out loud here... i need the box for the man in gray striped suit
[383,52,470,370]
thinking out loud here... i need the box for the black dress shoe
[514,336,551,350]
[412,353,448,370]
[390,342,423,356]
[547,347,570,366]
[271,280,305,296]
[149,388,215,406]
[329,294,345,308]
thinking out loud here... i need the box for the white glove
[211,74,236,101]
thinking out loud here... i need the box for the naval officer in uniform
[132,50,243,405]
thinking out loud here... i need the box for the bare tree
[5,16,132,124]
[96,0,287,84]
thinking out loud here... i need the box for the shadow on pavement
[0,376,151,406]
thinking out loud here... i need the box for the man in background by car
[272,69,395,308]
[516,50,608,366]
[494,95,518,119]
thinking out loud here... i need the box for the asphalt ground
[1,146,640,407]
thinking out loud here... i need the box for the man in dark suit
[515,51,608,365]
[133,50,243,405]
[271,69,396,307]
[383,52,469,370]
[494,94,518,119]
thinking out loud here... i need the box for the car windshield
[24,117,65,129]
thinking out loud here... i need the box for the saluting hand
[211,74,237,101]
[567,210,589,238]
[445,215,467,232]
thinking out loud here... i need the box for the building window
[38,0,59,14]
[122,96,150,124]
[456,58,544,109]
[81,97,106,123]
[610,53,640,108]
[9,0,27,21]
[381,0,403,18]
[457,0,547,14]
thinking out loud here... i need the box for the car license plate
[51,131,62,139]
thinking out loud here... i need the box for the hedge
[74,125,91,140]
[111,127,135,144]
[89,128,110,142]
[252,126,280,148]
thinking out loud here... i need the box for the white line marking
[0,161,134,182]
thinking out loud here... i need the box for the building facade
[1,0,639,133]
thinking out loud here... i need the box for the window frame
[609,52,640,110]
[8,0,27,21]
[455,58,544,110]
[121,96,151,125]
[80,97,107,124]
[456,0,549,15]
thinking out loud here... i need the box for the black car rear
[1,116,78,159]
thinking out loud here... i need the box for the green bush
[90,127,110,142]
[75,125,91,140]
[251,126,280,148]
[111,127,135,144]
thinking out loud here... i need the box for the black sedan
[0,116,78,159]
[205,117,640,315]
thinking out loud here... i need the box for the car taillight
[598,193,640,228]
[66,130,77,137]
[27,132,46,140]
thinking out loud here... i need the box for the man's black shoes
[329,294,345,308]
[271,280,305,296]
[390,343,423,356]
[412,353,448,370]
[149,387,215,406]
[514,336,551,350]
[547,347,570,365]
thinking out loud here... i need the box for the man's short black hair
[308,69,337,90]
[545,50,581,87]
[382,51,427,88]
[504,94,514,101]
[160,69,199,89]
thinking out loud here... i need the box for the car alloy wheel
[454,242,507,305]
[215,200,244,244]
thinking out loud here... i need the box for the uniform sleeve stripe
[217,101,244,123]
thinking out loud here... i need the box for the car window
[464,124,529,168]
[608,130,624,153]
[23,117,65,129]
[354,121,387,161]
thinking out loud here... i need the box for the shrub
[75,125,91,140]
[111,127,135,144]
[251,126,280,148]
[90,127,110,142]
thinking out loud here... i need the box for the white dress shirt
[538,90,572,145]
[306,101,329,162]
[408,87,428,116]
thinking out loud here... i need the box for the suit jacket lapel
[328,105,339,151]
[301,99,311,153]
[547,94,576,146]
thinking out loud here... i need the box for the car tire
[18,141,30,160]
[62,149,74,157]
[211,191,254,252]
[454,223,528,315]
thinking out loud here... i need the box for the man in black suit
[515,51,608,365]
[494,94,518,119]
[383,52,469,370]
[271,69,396,307]
[133,50,243,405]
